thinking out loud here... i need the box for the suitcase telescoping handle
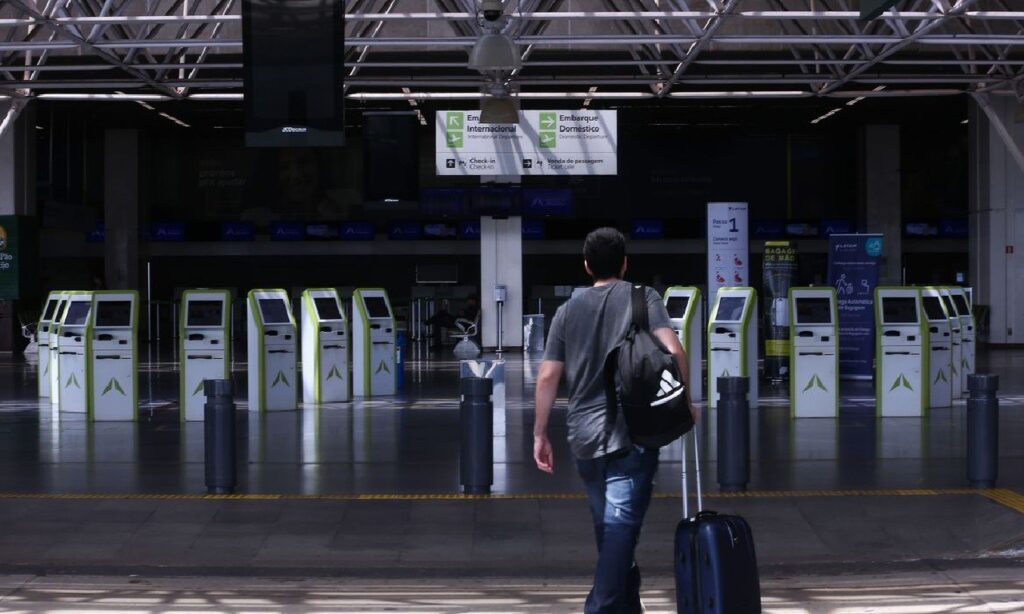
[681,428,703,518]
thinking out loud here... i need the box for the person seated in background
[425,297,480,348]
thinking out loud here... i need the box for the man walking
[533,227,697,613]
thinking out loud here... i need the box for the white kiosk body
[56,292,94,415]
[89,291,139,421]
[352,288,396,397]
[875,287,926,417]
[37,292,62,397]
[921,288,953,408]
[180,290,231,421]
[707,287,758,408]
[663,287,703,403]
[49,292,70,407]
[938,288,963,400]
[301,288,350,404]
[948,287,975,393]
[789,287,839,418]
[247,289,298,412]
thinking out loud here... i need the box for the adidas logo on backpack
[653,369,684,407]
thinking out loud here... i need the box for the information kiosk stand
[875,287,926,417]
[89,291,139,421]
[37,292,63,397]
[788,287,838,418]
[948,287,975,393]
[301,288,350,404]
[247,289,298,412]
[352,288,396,397]
[707,287,758,408]
[921,287,953,408]
[663,287,703,402]
[180,290,231,421]
[938,288,962,400]
[56,292,94,415]
[48,292,70,407]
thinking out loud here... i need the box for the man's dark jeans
[576,444,660,614]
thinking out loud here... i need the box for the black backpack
[603,285,694,448]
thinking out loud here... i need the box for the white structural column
[861,125,902,285]
[480,216,523,349]
[0,101,36,216]
[103,130,140,290]
[968,96,1024,345]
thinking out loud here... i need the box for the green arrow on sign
[539,112,556,129]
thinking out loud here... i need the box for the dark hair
[583,227,627,280]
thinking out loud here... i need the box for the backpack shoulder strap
[602,347,620,454]
[631,284,649,330]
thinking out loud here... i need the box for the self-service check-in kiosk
[352,288,396,397]
[56,292,94,415]
[49,292,70,407]
[37,292,63,397]
[301,289,350,404]
[180,290,231,421]
[921,287,953,408]
[789,287,838,418]
[875,287,926,417]
[707,287,758,408]
[938,288,963,400]
[948,287,975,393]
[89,291,139,421]
[663,287,703,403]
[247,289,298,412]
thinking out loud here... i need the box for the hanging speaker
[242,0,345,147]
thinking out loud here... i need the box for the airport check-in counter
[921,288,953,408]
[37,292,62,397]
[948,287,975,393]
[875,287,926,417]
[663,287,703,403]
[301,288,350,404]
[352,288,396,397]
[707,287,758,408]
[788,287,838,418]
[48,292,70,407]
[89,291,139,421]
[938,288,963,400]
[180,290,231,421]
[56,292,94,415]
[247,289,298,412]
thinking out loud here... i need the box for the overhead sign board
[436,110,617,176]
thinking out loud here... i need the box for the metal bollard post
[460,376,493,495]
[967,373,999,489]
[204,379,237,495]
[717,376,751,492]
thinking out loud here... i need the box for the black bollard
[460,376,493,495]
[204,379,237,495]
[967,373,999,489]
[717,376,751,493]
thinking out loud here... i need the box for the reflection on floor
[0,344,1021,495]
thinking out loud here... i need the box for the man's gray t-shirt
[543,281,672,459]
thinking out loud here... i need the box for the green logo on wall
[101,378,126,396]
[272,370,290,388]
[889,373,914,392]
[65,373,80,389]
[802,374,827,393]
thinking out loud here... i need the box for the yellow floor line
[978,488,1024,514]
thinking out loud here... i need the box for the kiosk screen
[64,302,91,326]
[666,297,690,319]
[882,297,918,324]
[258,298,291,324]
[795,298,831,324]
[42,300,59,321]
[716,297,746,322]
[95,301,132,327]
[941,295,958,317]
[314,297,343,321]
[923,297,946,321]
[364,296,390,319]
[188,301,224,327]
[952,294,970,315]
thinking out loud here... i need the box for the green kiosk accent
[301,288,350,404]
[56,292,94,416]
[874,287,928,417]
[947,286,975,394]
[89,291,139,421]
[48,291,70,407]
[663,287,703,403]
[938,287,963,401]
[36,291,63,398]
[247,289,298,412]
[788,287,839,418]
[707,286,758,408]
[352,288,396,397]
[180,289,232,421]
[921,287,953,409]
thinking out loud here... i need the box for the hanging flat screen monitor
[95,301,132,327]
[715,297,747,322]
[258,298,291,324]
[314,297,343,321]
[882,297,918,324]
[665,297,690,320]
[42,299,59,321]
[952,294,970,316]
[922,296,946,321]
[64,302,91,327]
[795,298,832,325]
[188,301,224,327]
[363,296,390,319]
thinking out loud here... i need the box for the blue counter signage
[752,221,785,239]
[151,223,186,242]
[86,224,105,243]
[821,219,853,236]
[305,224,339,239]
[220,222,254,241]
[939,218,968,238]
[458,220,481,240]
[828,234,882,379]
[522,219,546,240]
[631,219,664,239]
[522,188,572,216]
[388,221,422,240]
[270,222,304,241]
[341,221,374,240]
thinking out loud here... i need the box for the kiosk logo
[934,369,948,384]
[65,373,80,389]
[802,374,828,392]
[539,112,557,148]
[101,377,126,396]
[376,360,391,375]
[327,365,344,381]
[889,373,914,391]
[445,112,464,149]
[193,381,205,396]
[272,370,291,387]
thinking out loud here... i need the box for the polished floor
[0,344,1022,495]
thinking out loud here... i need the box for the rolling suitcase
[675,430,762,613]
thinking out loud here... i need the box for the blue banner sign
[459,220,481,240]
[522,188,572,216]
[220,222,254,241]
[340,221,374,241]
[151,223,186,242]
[631,219,664,239]
[86,224,105,243]
[939,218,968,238]
[388,221,422,240]
[828,234,883,379]
[751,221,785,239]
[821,219,853,236]
[522,219,546,240]
[270,222,304,241]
